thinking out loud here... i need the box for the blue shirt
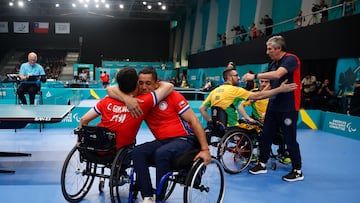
[267,53,301,112]
[19,62,45,76]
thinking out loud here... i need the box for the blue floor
[1,127,360,203]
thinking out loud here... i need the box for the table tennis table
[0,104,75,173]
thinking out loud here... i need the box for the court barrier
[321,111,359,140]
[20,101,359,141]
[2,85,358,140]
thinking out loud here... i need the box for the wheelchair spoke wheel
[217,131,253,174]
[109,147,133,203]
[61,146,95,202]
[183,158,225,203]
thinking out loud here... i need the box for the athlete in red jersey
[145,90,192,140]
[100,71,110,88]
[107,67,210,203]
[242,35,303,182]
[79,67,173,150]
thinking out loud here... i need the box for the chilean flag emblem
[34,22,49,34]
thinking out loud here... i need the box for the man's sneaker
[282,169,304,182]
[141,197,155,203]
[248,162,267,174]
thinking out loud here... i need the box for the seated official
[79,70,88,82]
[301,73,317,108]
[350,80,360,116]
[17,52,46,105]
[313,79,337,112]
[200,77,213,92]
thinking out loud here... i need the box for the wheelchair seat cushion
[81,150,117,165]
[236,122,261,134]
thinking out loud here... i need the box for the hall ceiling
[0,0,192,21]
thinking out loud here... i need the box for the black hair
[223,66,235,80]
[116,67,138,94]
[138,67,158,81]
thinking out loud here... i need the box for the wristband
[201,148,210,151]
[254,73,258,79]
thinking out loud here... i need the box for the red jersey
[145,90,192,140]
[94,93,157,149]
[100,73,110,83]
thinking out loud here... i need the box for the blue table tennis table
[0,104,75,173]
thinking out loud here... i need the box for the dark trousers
[350,87,360,116]
[17,84,39,105]
[132,135,197,198]
[259,111,302,170]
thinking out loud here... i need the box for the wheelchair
[60,125,133,203]
[217,118,291,174]
[128,149,226,203]
[61,125,225,203]
[205,106,290,174]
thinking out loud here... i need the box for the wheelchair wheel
[183,158,225,203]
[109,146,133,203]
[61,146,96,202]
[217,130,253,174]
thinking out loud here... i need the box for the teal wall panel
[272,0,302,33]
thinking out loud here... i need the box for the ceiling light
[18,1,24,7]
[119,4,124,9]
[142,1,147,5]
[147,5,152,9]
[105,3,109,8]
[158,2,162,6]
[161,5,166,10]
[72,3,76,8]
[55,3,60,8]
[9,2,14,6]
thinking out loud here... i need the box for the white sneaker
[141,197,155,203]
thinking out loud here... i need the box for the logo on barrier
[73,113,81,122]
[328,119,357,133]
[62,113,73,123]
[346,122,357,133]
[61,112,80,123]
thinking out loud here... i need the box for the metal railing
[188,0,359,55]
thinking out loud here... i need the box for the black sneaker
[248,162,267,174]
[282,169,304,182]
